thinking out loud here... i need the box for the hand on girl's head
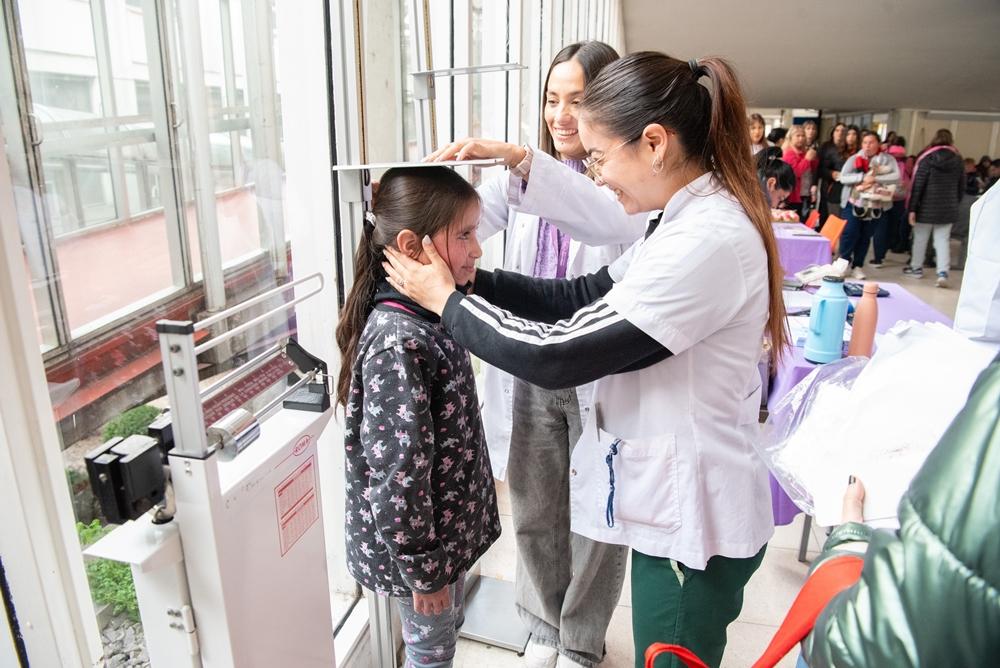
[382,236,456,315]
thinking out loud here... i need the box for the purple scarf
[532,158,586,278]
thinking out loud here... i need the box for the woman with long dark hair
[818,121,847,224]
[389,52,788,667]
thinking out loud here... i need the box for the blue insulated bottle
[804,276,849,364]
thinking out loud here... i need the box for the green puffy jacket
[803,354,1000,667]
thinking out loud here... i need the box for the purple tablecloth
[768,282,953,525]
[773,223,831,277]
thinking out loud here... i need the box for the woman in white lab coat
[461,41,646,668]
[386,52,788,668]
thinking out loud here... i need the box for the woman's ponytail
[698,56,788,360]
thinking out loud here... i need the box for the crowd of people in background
[753,115,994,288]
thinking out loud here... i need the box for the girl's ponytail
[335,218,382,408]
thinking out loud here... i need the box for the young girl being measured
[335,167,500,668]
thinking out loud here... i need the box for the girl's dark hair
[757,146,795,192]
[334,167,479,407]
[539,41,620,158]
[891,135,906,148]
[579,51,789,359]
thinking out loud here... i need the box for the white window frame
[0,121,102,668]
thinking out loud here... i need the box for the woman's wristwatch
[509,144,533,178]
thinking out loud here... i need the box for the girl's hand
[383,237,456,315]
[841,475,866,524]
[425,138,526,168]
[412,586,451,616]
[908,211,917,227]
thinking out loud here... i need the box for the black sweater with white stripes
[440,267,671,390]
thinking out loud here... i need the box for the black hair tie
[363,210,376,234]
[688,59,705,80]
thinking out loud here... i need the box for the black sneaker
[869,259,884,268]
[902,266,923,278]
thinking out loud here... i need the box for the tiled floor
[455,247,964,667]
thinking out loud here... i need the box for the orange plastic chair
[820,215,847,252]
[804,209,820,229]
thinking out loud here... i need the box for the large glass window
[18,0,178,336]
[3,0,300,662]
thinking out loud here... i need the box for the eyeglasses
[582,138,634,177]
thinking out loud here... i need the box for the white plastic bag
[758,356,868,518]
[757,322,997,527]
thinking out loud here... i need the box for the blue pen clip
[605,438,622,528]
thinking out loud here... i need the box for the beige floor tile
[737,547,810,627]
[454,638,521,667]
[722,621,798,668]
[769,514,823,553]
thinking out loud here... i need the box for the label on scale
[274,455,319,556]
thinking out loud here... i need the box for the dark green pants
[631,545,767,668]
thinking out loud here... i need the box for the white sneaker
[556,654,589,668]
[936,272,949,288]
[852,267,866,280]
[523,639,558,668]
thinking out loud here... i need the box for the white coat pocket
[602,429,681,532]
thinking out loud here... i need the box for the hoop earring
[652,158,663,175]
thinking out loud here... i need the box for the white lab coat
[476,151,648,479]
[955,181,1000,342]
[513,167,774,569]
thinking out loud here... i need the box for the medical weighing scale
[331,158,532,658]
[85,273,337,667]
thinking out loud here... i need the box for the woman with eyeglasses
[430,41,647,668]
[413,52,786,667]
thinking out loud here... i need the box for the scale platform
[459,575,530,653]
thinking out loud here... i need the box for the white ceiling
[621,0,1000,112]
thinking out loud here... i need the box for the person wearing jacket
[837,131,900,280]
[802,351,1000,667]
[446,41,646,668]
[818,122,847,226]
[782,125,819,221]
[904,129,965,288]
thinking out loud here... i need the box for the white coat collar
[659,171,720,224]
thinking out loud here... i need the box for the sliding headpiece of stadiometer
[331,158,506,209]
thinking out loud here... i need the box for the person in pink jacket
[782,125,819,220]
